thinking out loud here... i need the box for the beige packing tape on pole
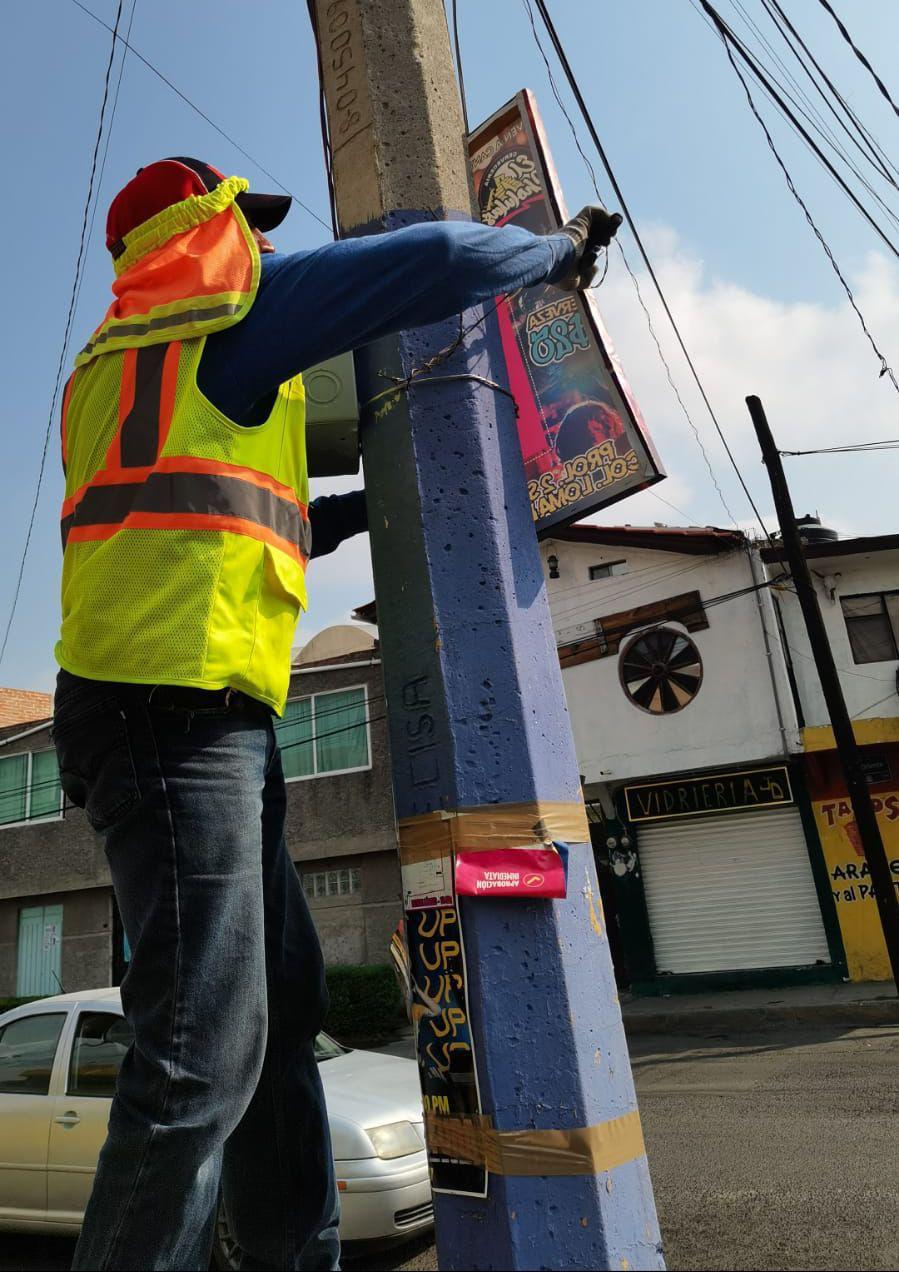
[424,1109,645,1177]
[397,799,590,866]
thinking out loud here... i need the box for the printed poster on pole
[469,91,664,536]
[405,905,487,1197]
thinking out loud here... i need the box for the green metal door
[16,905,63,996]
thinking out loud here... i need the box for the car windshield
[314,1033,346,1062]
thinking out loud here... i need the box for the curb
[621,997,899,1035]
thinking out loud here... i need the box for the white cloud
[589,228,899,537]
[303,229,898,638]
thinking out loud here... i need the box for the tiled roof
[0,687,52,729]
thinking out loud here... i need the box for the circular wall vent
[619,627,703,715]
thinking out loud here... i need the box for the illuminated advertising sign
[469,91,664,535]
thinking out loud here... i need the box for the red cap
[106,157,290,257]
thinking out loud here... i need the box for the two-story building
[0,627,403,997]
[541,522,842,993]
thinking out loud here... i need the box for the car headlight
[367,1121,424,1160]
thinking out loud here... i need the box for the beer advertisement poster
[469,91,663,535]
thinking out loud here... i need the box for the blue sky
[1,0,898,691]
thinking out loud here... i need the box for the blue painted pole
[312,2,663,1266]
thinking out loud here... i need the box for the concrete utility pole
[748,396,899,992]
[311,2,663,1267]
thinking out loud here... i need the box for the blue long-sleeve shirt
[199,219,575,555]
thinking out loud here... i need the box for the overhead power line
[450,0,471,134]
[726,0,890,186]
[700,1,899,262]
[518,0,735,530]
[698,0,899,396]
[71,0,138,331]
[716,0,899,232]
[70,0,332,232]
[761,0,899,189]
[815,0,899,128]
[781,439,899,455]
[528,0,775,541]
[0,0,125,670]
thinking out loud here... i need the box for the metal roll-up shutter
[637,807,830,973]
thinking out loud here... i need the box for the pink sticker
[454,846,567,898]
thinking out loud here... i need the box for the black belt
[56,669,273,719]
[148,683,273,717]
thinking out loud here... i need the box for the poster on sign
[468,91,663,535]
[406,905,487,1197]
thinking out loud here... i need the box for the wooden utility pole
[311,1,663,1267]
[747,395,899,991]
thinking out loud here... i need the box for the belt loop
[225,687,234,708]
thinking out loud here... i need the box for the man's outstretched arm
[199,218,577,420]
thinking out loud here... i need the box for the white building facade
[543,524,846,993]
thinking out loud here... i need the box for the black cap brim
[235,191,292,233]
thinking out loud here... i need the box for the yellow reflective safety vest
[56,178,309,714]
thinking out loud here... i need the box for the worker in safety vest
[52,157,618,1272]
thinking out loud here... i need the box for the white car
[0,989,432,1263]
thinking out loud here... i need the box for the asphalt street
[2,1024,896,1271]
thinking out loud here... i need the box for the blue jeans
[52,670,339,1271]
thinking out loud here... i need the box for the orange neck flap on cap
[76,176,260,367]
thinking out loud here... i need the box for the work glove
[553,205,623,290]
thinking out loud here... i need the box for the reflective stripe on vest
[61,345,311,562]
[79,301,246,361]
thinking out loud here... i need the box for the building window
[0,749,62,827]
[278,687,370,780]
[302,868,362,899]
[589,560,628,581]
[841,592,899,664]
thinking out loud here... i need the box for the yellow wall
[804,724,899,982]
[809,794,899,981]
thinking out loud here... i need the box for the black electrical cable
[761,0,899,188]
[817,0,899,125]
[274,690,386,728]
[713,0,899,232]
[530,0,774,542]
[518,0,738,529]
[555,573,790,654]
[451,0,470,134]
[0,703,392,815]
[768,0,899,184]
[700,1,899,263]
[700,0,899,395]
[781,439,899,455]
[70,0,333,233]
[0,0,124,671]
[70,0,138,331]
[304,0,339,238]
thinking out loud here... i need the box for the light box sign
[468,91,663,535]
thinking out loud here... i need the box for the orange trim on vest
[105,348,137,472]
[67,512,306,564]
[158,341,180,452]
